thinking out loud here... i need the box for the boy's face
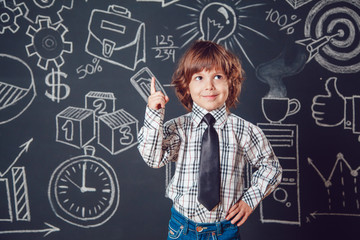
[188,68,229,111]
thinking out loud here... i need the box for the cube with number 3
[98,109,138,155]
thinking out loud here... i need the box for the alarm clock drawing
[48,146,119,228]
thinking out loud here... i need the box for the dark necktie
[198,113,220,211]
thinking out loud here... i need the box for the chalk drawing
[136,0,180,8]
[285,0,313,9]
[0,0,24,34]
[98,109,139,155]
[152,35,179,62]
[296,0,360,73]
[0,178,12,221]
[56,106,96,149]
[85,91,116,122]
[176,1,270,68]
[296,32,342,64]
[257,123,301,226]
[199,2,237,43]
[0,222,60,237]
[0,139,32,224]
[0,138,33,178]
[14,0,73,24]
[56,91,138,155]
[256,57,302,224]
[312,77,345,127]
[308,153,360,217]
[265,8,301,35]
[45,68,71,103]
[48,146,120,228]
[130,67,167,102]
[0,54,36,125]
[12,167,30,221]
[76,58,103,80]
[26,19,73,70]
[312,77,360,135]
[262,97,301,124]
[85,5,145,71]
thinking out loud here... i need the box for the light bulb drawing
[199,3,236,43]
[176,0,270,68]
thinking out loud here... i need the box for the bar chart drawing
[0,178,13,222]
[12,167,31,221]
[0,139,33,223]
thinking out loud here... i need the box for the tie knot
[203,113,216,126]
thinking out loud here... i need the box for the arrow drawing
[296,31,342,63]
[0,138,33,177]
[0,222,60,237]
[310,211,360,219]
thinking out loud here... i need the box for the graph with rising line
[308,153,360,217]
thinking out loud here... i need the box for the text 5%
[77,58,102,79]
[265,8,301,35]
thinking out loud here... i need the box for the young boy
[138,40,282,239]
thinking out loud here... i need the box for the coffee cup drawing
[262,97,301,124]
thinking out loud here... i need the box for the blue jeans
[167,207,241,240]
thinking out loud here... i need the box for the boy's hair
[171,40,245,111]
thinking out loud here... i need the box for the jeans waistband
[170,207,234,235]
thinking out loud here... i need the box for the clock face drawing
[48,149,119,228]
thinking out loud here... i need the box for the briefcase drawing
[85,5,145,71]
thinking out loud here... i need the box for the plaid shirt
[138,103,282,223]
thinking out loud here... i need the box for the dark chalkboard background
[0,0,359,239]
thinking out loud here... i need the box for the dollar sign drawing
[45,68,70,103]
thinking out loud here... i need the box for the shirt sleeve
[241,124,282,210]
[137,106,181,168]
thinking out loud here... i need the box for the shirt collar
[191,102,228,129]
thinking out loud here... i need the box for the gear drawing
[0,0,24,34]
[14,0,73,24]
[26,18,72,70]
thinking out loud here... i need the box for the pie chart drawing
[0,54,36,125]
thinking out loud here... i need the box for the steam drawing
[256,43,307,98]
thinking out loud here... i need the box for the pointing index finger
[150,77,156,94]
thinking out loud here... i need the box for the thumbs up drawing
[311,77,345,127]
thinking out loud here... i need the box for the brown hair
[171,40,245,111]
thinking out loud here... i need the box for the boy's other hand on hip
[226,200,253,227]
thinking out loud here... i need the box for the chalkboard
[0,0,359,239]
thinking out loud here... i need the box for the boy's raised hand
[148,77,169,110]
